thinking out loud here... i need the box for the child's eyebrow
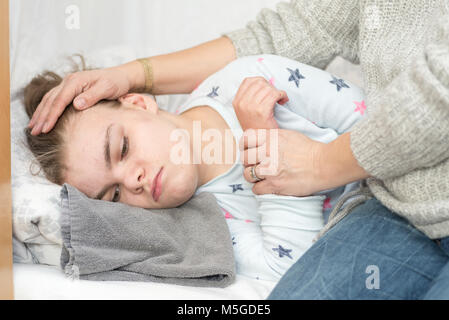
[104,124,113,170]
[95,124,114,200]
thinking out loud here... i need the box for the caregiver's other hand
[240,129,370,196]
[233,77,289,131]
[28,62,141,135]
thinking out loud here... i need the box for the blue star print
[229,184,244,193]
[207,86,220,98]
[287,68,305,88]
[272,245,293,259]
[329,76,350,91]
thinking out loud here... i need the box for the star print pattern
[272,245,293,259]
[207,86,220,98]
[221,208,235,219]
[287,68,305,88]
[229,184,244,193]
[184,55,366,281]
[354,100,367,115]
[330,75,350,92]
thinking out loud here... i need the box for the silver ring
[250,165,263,182]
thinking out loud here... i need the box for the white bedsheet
[13,263,275,300]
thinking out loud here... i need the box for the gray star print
[287,68,305,88]
[273,245,293,259]
[329,76,350,91]
[207,86,220,98]
[229,184,244,193]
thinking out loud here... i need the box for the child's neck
[177,105,238,187]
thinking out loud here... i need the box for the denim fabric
[423,237,449,299]
[268,198,449,300]
[438,237,449,257]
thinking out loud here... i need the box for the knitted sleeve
[350,15,449,180]
[222,0,360,70]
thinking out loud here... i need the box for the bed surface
[13,263,275,300]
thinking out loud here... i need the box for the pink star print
[257,57,264,62]
[323,197,332,210]
[269,77,275,85]
[354,101,367,115]
[222,208,234,219]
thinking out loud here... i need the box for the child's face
[63,94,199,209]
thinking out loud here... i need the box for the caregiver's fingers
[31,75,99,135]
[240,146,264,167]
[243,163,274,184]
[239,129,267,151]
[240,145,280,169]
[29,77,80,134]
[244,165,261,183]
[28,85,56,130]
[252,179,280,196]
[29,85,63,135]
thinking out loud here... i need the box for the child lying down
[24,54,365,282]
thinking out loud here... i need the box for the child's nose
[125,167,146,192]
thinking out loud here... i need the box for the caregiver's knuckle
[65,72,78,82]
[41,89,54,103]
[52,96,65,110]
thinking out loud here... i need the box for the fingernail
[75,98,86,109]
[42,122,49,132]
[33,122,44,135]
[30,126,38,135]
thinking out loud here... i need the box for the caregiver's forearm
[122,37,236,95]
[319,132,370,188]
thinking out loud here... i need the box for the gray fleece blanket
[59,184,236,287]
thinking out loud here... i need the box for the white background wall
[10,0,278,87]
[10,0,362,91]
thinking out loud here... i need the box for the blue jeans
[268,198,449,299]
[423,237,449,299]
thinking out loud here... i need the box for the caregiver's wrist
[117,60,147,92]
[318,132,370,188]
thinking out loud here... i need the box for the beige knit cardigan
[223,0,449,239]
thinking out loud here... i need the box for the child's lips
[151,167,163,202]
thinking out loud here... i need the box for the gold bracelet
[136,58,154,94]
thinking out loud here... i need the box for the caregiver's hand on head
[27,64,139,135]
[28,37,238,136]
[233,77,289,131]
[240,129,370,197]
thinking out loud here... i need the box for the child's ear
[118,93,159,114]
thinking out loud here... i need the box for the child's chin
[164,189,196,208]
